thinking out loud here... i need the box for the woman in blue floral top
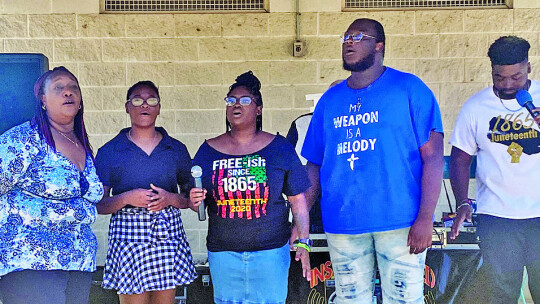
[0,66,104,304]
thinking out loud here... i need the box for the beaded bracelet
[456,198,477,212]
[456,202,472,210]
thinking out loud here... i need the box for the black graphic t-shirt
[193,135,310,252]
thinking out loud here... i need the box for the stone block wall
[1,0,540,263]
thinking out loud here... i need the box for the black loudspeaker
[186,266,214,303]
[0,53,48,135]
[89,268,119,304]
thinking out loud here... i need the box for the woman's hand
[123,188,157,209]
[288,193,311,281]
[289,225,299,250]
[295,246,311,282]
[189,188,206,212]
[290,223,311,282]
[96,186,154,214]
[147,184,174,212]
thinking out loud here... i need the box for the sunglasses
[224,96,255,106]
[340,33,377,44]
[128,97,160,107]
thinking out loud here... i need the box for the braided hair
[226,71,263,131]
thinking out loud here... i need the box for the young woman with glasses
[190,71,311,304]
[0,66,103,304]
[95,81,197,304]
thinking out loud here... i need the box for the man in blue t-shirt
[301,18,444,304]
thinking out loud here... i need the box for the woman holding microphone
[190,71,311,304]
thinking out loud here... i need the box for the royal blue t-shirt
[302,67,443,234]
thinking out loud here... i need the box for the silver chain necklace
[494,81,530,113]
[498,96,522,112]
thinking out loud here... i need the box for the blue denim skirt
[208,243,291,304]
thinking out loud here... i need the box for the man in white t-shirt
[450,36,540,303]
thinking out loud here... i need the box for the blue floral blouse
[0,122,104,276]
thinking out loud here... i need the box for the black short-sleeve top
[193,135,310,252]
[95,127,191,198]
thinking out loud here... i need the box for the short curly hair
[126,80,160,101]
[488,36,530,65]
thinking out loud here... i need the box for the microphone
[516,90,540,118]
[191,165,206,221]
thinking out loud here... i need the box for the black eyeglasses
[340,33,377,44]
[224,96,255,106]
[127,97,160,107]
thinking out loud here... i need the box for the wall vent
[103,0,267,13]
[343,0,509,9]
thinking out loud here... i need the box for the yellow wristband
[295,242,311,252]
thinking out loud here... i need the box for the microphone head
[191,165,202,178]
[516,90,533,107]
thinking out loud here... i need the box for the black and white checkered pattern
[102,207,197,294]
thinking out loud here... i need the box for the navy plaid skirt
[102,207,197,294]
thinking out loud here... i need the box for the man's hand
[533,108,540,125]
[407,218,433,254]
[450,204,473,239]
[411,131,443,254]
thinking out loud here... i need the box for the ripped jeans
[326,227,426,304]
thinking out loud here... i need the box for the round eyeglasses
[128,97,160,107]
[224,96,254,106]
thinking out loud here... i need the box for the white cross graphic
[347,153,359,170]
